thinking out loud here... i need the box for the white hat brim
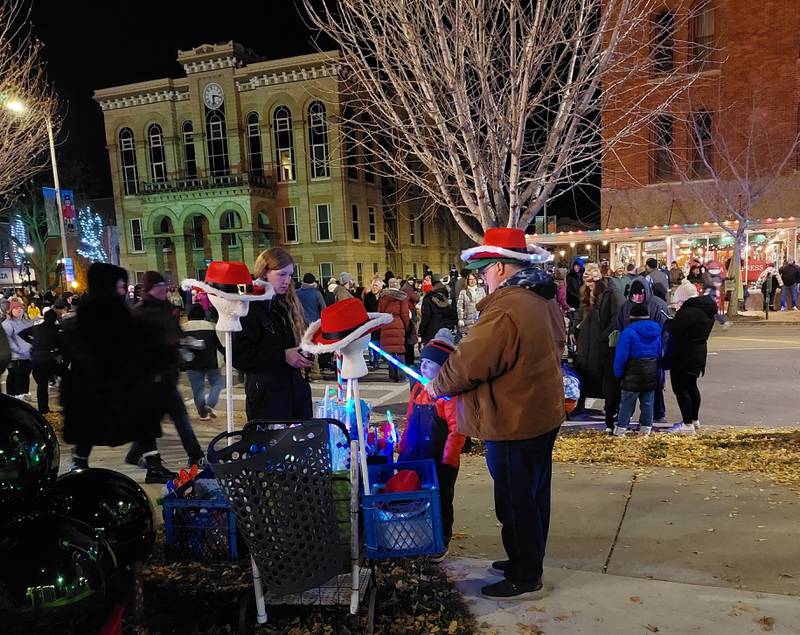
[460,243,553,264]
[300,312,393,354]
[180,279,274,302]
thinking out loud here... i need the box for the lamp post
[16,244,34,295]
[3,100,69,289]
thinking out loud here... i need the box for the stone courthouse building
[94,42,465,286]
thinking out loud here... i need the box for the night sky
[28,0,597,222]
[29,0,318,198]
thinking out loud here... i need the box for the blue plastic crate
[362,459,445,559]
[162,469,240,561]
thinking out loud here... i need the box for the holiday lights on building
[76,206,108,262]
[10,216,29,266]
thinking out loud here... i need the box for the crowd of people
[558,255,719,435]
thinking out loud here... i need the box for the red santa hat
[461,228,552,270]
[300,297,392,354]
[181,261,273,302]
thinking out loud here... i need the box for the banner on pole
[63,257,75,283]
[42,187,76,237]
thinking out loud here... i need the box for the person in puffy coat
[665,293,716,434]
[19,308,61,413]
[377,278,409,382]
[456,273,486,336]
[419,281,456,344]
[613,303,662,436]
[401,277,420,365]
[2,297,33,399]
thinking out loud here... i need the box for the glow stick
[368,341,451,400]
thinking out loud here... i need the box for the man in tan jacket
[426,228,564,600]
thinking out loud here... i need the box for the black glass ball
[50,468,156,567]
[0,513,118,630]
[0,394,60,522]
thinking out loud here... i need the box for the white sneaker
[780,307,787,311]
[639,426,653,437]
[613,425,628,437]
[207,407,217,419]
[692,420,701,431]
[793,307,799,312]
[668,423,696,435]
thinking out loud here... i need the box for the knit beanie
[630,303,649,320]
[339,272,353,286]
[629,280,645,296]
[303,272,317,285]
[420,328,455,367]
[388,277,400,290]
[88,262,129,295]
[141,270,166,293]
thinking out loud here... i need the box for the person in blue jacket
[612,302,662,437]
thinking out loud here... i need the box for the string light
[10,216,28,266]
[76,206,108,262]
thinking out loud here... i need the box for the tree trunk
[726,237,744,318]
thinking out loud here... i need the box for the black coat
[666,295,716,376]
[566,269,584,310]
[61,294,168,447]
[621,357,659,392]
[20,318,62,366]
[232,298,311,420]
[418,286,456,343]
[182,319,224,370]
[575,289,623,399]
[779,263,800,286]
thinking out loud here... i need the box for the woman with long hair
[232,247,313,420]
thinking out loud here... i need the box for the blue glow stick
[368,341,451,400]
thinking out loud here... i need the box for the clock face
[203,83,224,109]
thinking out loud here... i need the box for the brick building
[93,43,466,287]
[596,0,800,269]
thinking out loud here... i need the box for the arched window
[653,11,675,73]
[206,111,230,177]
[118,127,138,195]
[220,210,241,247]
[690,110,713,179]
[247,112,264,178]
[182,121,197,178]
[690,1,715,71]
[273,106,295,182]
[158,217,173,234]
[308,101,329,179]
[147,124,166,183]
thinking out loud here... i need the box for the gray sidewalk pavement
[447,454,799,633]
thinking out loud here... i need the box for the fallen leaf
[448,619,459,634]
[645,626,660,633]
[758,616,776,631]
[516,624,544,635]
[630,596,641,603]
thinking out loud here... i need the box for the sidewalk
[735,310,800,322]
[448,455,800,633]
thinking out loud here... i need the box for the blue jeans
[485,427,559,586]
[187,368,223,417]
[617,389,654,428]
[781,283,798,309]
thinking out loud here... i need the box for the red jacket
[377,289,409,354]
[398,383,465,468]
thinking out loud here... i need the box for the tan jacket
[430,285,565,441]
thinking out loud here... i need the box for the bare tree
[0,1,59,201]
[305,0,696,242]
[0,181,61,289]
[669,94,800,317]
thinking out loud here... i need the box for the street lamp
[16,245,34,295]
[2,98,69,289]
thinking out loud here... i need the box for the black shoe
[144,455,178,484]
[490,560,510,575]
[187,455,208,469]
[125,450,146,468]
[480,578,544,601]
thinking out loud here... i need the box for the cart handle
[243,417,350,441]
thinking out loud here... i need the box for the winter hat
[339,272,353,286]
[421,328,456,367]
[303,272,317,285]
[630,303,649,320]
[88,263,128,295]
[629,280,646,297]
[141,270,166,293]
[187,303,206,320]
[327,278,338,292]
[300,297,392,353]
[583,263,602,283]
[388,278,401,290]
[462,227,552,270]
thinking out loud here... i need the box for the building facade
[94,42,466,287]
[597,0,800,269]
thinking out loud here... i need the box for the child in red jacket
[398,329,465,560]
